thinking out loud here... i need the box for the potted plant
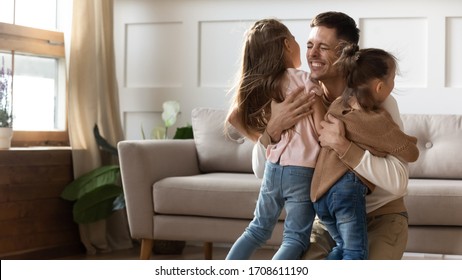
[0,56,13,149]
[141,100,193,140]
[61,125,123,224]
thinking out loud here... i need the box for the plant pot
[0,127,13,149]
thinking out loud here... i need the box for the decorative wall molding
[125,21,183,88]
[446,17,462,88]
[114,0,462,140]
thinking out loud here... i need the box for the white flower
[161,100,180,128]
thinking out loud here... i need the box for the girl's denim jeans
[226,161,315,260]
[314,171,368,260]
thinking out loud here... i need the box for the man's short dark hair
[311,11,360,44]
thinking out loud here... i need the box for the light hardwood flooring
[58,242,278,260]
[57,241,462,260]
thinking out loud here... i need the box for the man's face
[306,26,341,81]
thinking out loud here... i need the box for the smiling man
[306,12,358,105]
[254,11,410,260]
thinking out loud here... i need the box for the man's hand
[319,114,350,156]
[266,86,315,142]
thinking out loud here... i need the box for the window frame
[0,22,69,147]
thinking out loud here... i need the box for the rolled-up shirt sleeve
[354,151,409,196]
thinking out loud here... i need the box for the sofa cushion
[405,179,462,226]
[401,114,462,179]
[153,172,286,220]
[191,107,254,173]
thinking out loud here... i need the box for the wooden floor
[58,242,278,260]
[55,240,462,260]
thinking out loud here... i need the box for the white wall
[114,0,462,140]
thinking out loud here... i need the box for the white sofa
[118,108,462,260]
[400,114,462,259]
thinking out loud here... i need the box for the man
[253,11,409,260]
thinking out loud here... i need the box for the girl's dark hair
[229,18,292,135]
[334,42,397,111]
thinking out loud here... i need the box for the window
[0,0,69,146]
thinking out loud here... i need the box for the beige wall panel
[360,18,427,88]
[125,22,183,88]
[124,111,162,141]
[199,20,251,88]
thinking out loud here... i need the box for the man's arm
[355,151,409,195]
[252,87,315,178]
[265,87,316,143]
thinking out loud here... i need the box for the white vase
[0,127,13,149]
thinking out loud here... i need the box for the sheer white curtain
[67,0,131,254]
[68,0,124,178]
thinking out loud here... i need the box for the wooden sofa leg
[204,242,213,260]
[140,239,154,260]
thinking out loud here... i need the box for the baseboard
[402,252,462,260]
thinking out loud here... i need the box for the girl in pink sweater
[225,18,325,259]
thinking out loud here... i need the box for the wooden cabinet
[0,148,83,259]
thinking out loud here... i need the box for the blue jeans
[313,171,368,260]
[226,161,315,260]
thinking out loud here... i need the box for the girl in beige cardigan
[311,43,419,259]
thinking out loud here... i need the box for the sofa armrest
[118,139,200,239]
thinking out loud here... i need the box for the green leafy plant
[61,125,123,224]
[173,124,193,139]
[61,165,123,224]
[0,56,13,128]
